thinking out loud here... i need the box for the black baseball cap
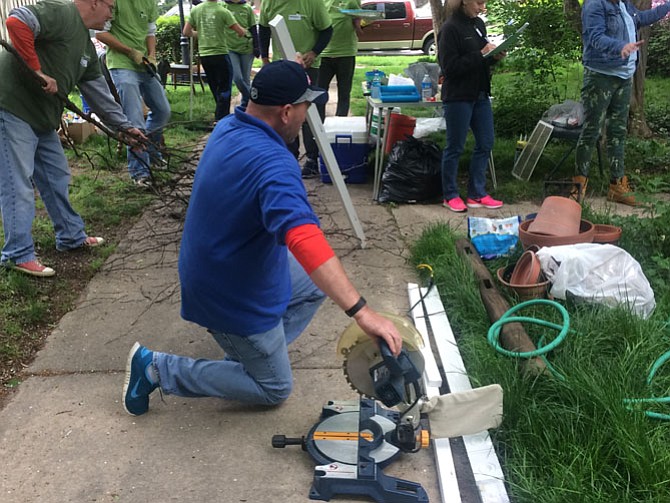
[250,60,328,106]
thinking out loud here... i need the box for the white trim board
[268,15,367,248]
[408,283,510,503]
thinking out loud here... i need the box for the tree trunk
[563,0,582,33]
[629,0,652,137]
[429,0,447,54]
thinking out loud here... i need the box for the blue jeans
[228,51,254,109]
[0,109,88,264]
[109,68,171,180]
[441,94,494,201]
[153,254,326,405]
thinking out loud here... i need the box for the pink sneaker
[466,195,503,209]
[12,260,55,277]
[443,197,467,213]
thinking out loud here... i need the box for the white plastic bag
[542,99,585,129]
[536,243,656,319]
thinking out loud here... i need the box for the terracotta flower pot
[528,196,582,237]
[519,218,595,250]
[593,224,622,245]
[497,266,550,301]
[510,250,542,286]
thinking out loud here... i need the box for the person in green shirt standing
[224,0,259,109]
[96,0,171,188]
[318,0,362,117]
[184,0,248,120]
[259,0,332,177]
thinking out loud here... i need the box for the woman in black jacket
[438,0,505,212]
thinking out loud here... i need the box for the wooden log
[455,239,546,374]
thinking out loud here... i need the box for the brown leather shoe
[607,176,638,206]
[570,175,588,203]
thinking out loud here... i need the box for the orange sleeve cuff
[6,17,40,71]
[286,224,335,275]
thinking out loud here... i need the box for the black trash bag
[378,136,442,203]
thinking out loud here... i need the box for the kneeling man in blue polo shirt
[122,60,403,416]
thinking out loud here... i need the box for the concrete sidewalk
[0,122,650,501]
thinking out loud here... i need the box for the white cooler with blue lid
[319,117,371,184]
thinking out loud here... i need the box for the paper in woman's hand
[483,22,529,58]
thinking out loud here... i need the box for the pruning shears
[141,56,160,82]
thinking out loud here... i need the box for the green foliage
[611,201,670,313]
[491,77,555,137]
[487,0,582,97]
[626,137,670,174]
[156,15,184,63]
[647,20,670,77]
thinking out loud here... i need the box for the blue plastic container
[364,69,385,88]
[379,85,421,103]
[319,135,370,184]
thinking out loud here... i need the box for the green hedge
[647,21,670,77]
[156,16,184,63]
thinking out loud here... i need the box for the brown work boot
[570,175,588,203]
[607,176,638,206]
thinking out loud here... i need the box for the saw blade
[342,338,383,398]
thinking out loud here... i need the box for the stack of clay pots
[498,196,623,300]
[497,249,550,300]
[518,196,595,249]
[503,196,589,300]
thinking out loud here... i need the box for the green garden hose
[623,349,670,421]
[488,301,670,420]
[487,299,570,380]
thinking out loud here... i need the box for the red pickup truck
[357,0,435,55]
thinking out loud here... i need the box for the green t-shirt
[259,0,331,68]
[322,0,360,57]
[104,0,158,71]
[0,0,100,132]
[189,1,237,56]
[224,2,256,55]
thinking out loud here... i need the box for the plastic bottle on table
[421,74,432,101]
[371,73,382,99]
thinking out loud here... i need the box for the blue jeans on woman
[0,109,88,264]
[441,93,494,201]
[228,51,254,109]
[109,68,171,181]
[153,254,325,405]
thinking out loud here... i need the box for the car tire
[422,35,435,56]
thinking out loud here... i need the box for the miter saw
[272,313,431,503]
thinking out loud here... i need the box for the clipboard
[339,9,384,19]
[483,22,529,58]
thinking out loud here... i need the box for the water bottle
[371,73,382,100]
[421,74,432,101]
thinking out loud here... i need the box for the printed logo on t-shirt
[288,14,302,21]
[80,56,90,68]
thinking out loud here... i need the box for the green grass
[410,220,670,502]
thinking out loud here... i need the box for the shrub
[647,20,670,77]
[492,77,554,137]
[156,16,184,63]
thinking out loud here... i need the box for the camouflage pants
[575,68,632,179]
